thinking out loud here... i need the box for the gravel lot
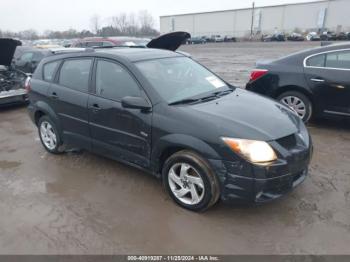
[0,42,349,255]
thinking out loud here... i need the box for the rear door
[304,49,350,116]
[49,58,93,149]
[88,58,152,168]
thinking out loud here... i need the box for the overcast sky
[0,0,320,32]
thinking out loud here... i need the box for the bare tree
[126,12,139,36]
[90,14,101,34]
[111,13,128,34]
[138,10,154,31]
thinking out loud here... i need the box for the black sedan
[246,43,350,122]
[28,32,312,211]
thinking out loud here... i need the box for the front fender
[151,133,221,172]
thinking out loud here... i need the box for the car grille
[276,134,297,150]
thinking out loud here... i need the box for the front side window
[135,57,230,103]
[43,61,60,82]
[95,60,141,101]
[326,50,350,69]
[59,59,92,92]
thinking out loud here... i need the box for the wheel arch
[274,85,314,107]
[152,134,221,175]
[33,101,62,134]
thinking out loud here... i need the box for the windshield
[135,57,230,104]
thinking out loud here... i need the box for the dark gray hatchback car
[28,43,312,211]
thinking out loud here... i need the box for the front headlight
[222,137,277,164]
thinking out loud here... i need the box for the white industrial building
[160,0,350,38]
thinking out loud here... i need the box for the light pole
[250,1,255,39]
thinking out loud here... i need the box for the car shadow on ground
[307,117,350,131]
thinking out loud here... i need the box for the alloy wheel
[168,163,205,205]
[280,96,306,119]
[40,121,57,150]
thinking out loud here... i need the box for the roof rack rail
[50,48,95,55]
[92,45,147,49]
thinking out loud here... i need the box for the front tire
[38,116,63,154]
[162,150,220,212]
[277,91,313,123]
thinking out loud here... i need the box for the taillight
[250,69,268,82]
[24,77,31,92]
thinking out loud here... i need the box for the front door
[88,59,152,168]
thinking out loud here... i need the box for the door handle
[310,78,325,83]
[50,92,59,99]
[90,103,101,113]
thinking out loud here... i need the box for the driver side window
[95,60,141,101]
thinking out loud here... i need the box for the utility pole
[250,1,255,40]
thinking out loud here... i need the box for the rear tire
[162,150,220,212]
[38,116,64,154]
[277,91,313,123]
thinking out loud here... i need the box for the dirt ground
[0,42,349,255]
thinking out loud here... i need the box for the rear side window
[59,59,92,92]
[326,50,350,69]
[95,60,141,101]
[306,54,326,67]
[43,61,60,82]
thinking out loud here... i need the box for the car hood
[147,32,191,51]
[189,88,302,141]
[0,38,22,66]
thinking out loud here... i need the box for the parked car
[224,35,237,42]
[211,35,224,42]
[0,39,29,106]
[72,37,150,48]
[320,31,337,41]
[336,32,348,41]
[12,46,53,74]
[306,32,321,41]
[287,33,305,41]
[27,32,312,211]
[188,36,206,44]
[262,33,286,42]
[246,43,350,122]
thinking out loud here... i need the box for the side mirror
[121,96,151,111]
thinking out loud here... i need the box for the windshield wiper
[169,89,234,106]
[211,89,234,97]
[168,98,202,106]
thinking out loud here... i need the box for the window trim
[303,48,350,71]
[56,57,94,94]
[92,58,148,103]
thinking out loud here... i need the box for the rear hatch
[147,31,191,51]
[0,38,22,67]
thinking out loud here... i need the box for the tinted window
[306,54,326,67]
[59,59,92,92]
[43,61,60,82]
[102,41,114,47]
[96,60,141,100]
[20,52,34,63]
[86,42,103,47]
[326,50,350,69]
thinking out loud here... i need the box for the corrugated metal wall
[160,0,350,37]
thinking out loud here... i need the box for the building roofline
[160,0,332,18]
